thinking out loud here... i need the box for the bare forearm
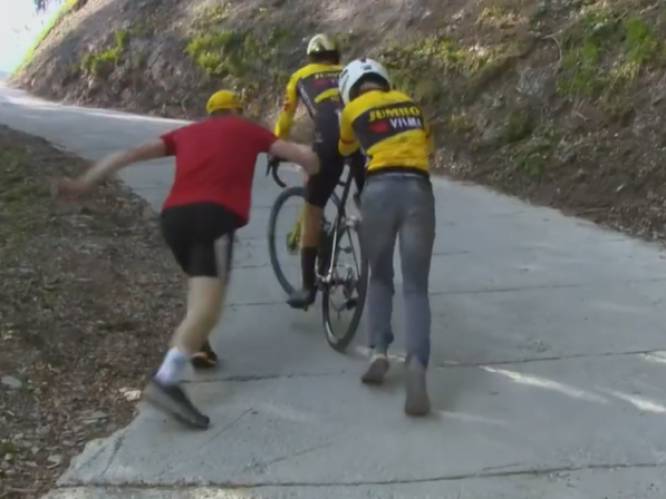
[81,150,133,185]
[79,140,167,187]
[290,144,320,175]
[269,140,320,175]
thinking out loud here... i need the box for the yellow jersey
[274,63,342,138]
[338,90,433,175]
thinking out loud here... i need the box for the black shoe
[144,377,210,429]
[287,288,316,310]
[191,341,218,370]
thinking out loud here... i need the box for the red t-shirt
[160,116,277,225]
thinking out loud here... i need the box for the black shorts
[160,203,241,278]
[307,120,366,208]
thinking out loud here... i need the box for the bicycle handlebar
[266,157,287,188]
[267,157,354,189]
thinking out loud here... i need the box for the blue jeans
[360,173,436,367]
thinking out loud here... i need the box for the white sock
[155,348,188,385]
[371,352,388,362]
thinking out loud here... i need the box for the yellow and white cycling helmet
[306,33,339,56]
[338,58,391,105]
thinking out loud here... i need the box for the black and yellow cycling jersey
[274,63,342,138]
[338,90,433,176]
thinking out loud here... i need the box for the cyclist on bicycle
[273,33,364,309]
[338,59,436,416]
[56,90,320,429]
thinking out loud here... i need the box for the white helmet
[338,58,391,105]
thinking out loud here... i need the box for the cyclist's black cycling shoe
[287,288,316,310]
[191,341,218,370]
[144,377,210,430]
[345,297,358,310]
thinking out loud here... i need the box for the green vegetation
[15,0,78,74]
[0,147,47,251]
[185,30,238,77]
[624,16,661,64]
[513,126,560,179]
[559,6,665,99]
[559,6,620,97]
[129,20,154,38]
[81,30,129,77]
[447,111,476,135]
[608,15,663,90]
[503,109,534,144]
[381,35,520,105]
[516,145,548,178]
[390,36,500,76]
[476,6,525,29]
[0,440,17,456]
[192,3,230,29]
[185,24,295,92]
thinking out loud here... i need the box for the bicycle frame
[267,158,367,351]
[318,163,356,285]
[268,158,359,285]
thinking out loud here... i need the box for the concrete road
[2,83,666,498]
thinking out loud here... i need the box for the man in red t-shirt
[56,90,319,429]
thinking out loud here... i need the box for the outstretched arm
[56,140,167,198]
[269,139,320,176]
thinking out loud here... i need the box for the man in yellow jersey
[273,34,365,309]
[338,58,436,416]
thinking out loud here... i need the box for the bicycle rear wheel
[322,219,368,352]
[267,186,340,295]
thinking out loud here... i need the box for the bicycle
[266,158,368,352]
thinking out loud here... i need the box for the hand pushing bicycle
[266,157,368,352]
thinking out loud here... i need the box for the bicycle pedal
[345,298,358,310]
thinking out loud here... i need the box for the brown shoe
[191,341,218,369]
[404,357,430,416]
[361,353,390,385]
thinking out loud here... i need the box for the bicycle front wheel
[322,220,368,352]
[268,186,306,295]
[268,187,341,295]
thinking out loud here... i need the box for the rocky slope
[13,0,666,240]
[0,124,180,498]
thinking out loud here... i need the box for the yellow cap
[206,90,242,114]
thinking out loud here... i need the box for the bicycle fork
[318,226,339,286]
[318,216,358,285]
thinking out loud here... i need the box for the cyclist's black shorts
[307,113,366,208]
[160,203,241,279]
